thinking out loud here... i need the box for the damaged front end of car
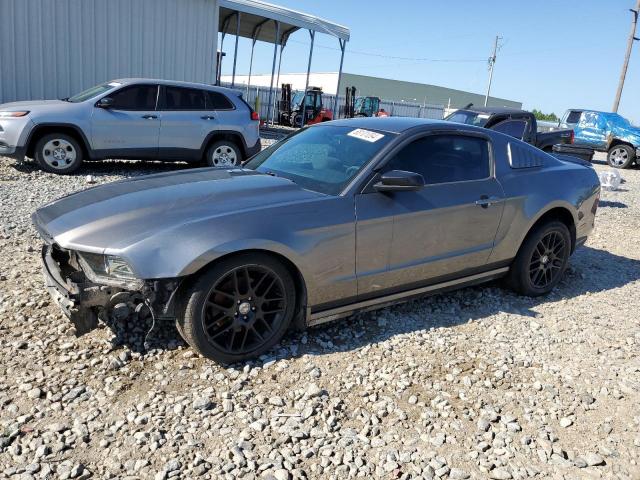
[40,242,180,336]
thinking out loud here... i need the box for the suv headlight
[0,111,30,118]
[77,252,142,288]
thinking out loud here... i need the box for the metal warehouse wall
[0,0,219,103]
[339,73,522,110]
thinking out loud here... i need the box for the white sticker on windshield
[348,128,385,143]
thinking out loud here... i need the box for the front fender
[178,238,313,287]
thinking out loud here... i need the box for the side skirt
[307,267,509,327]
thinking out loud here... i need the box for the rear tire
[607,144,635,169]
[34,133,83,174]
[205,140,242,167]
[505,220,571,297]
[177,253,296,364]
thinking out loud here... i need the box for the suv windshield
[67,82,122,103]
[444,110,490,127]
[244,125,395,195]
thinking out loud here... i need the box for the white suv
[0,78,261,173]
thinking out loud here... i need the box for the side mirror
[97,97,114,109]
[374,170,425,192]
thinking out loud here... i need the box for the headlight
[78,252,140,287]
[105,255,136,279]
[0,111,29,118]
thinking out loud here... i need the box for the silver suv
[0,79,261,173]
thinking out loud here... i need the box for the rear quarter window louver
[507,142,544,169]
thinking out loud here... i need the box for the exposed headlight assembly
[77,252,142,289]
[0,111,30,118]
[105,255,136,279]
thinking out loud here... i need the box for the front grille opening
[51,244,85,283]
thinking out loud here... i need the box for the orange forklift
[278,84,333,127]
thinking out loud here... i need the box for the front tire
[178,253,296,364]
[607,144,635,169]
[506,221,571,297]
[34,133,83,174]
[205,140,242,167]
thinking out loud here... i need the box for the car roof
[321,117,473,134]
[457,106,527,116]
[111,78,241,95]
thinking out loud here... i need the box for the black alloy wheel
[528,231,567,289]
[178,253,296,364]
[506,220,571,297]
[202,265,286,354]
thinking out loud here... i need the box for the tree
[532,109,559,122]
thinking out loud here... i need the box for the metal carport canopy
[219,0,350,43]
[218,0,350,125]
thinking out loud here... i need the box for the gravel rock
[584,452,605,466]
[192,397,213,410]
[0,153,638,479]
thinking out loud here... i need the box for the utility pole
[613,0,640,112]
[484,35,501,107]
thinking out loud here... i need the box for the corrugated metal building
[0,0,219,104]
[224,72,522,109]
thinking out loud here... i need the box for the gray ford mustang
[32,118,600,364]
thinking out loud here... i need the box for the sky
[219,0,640,123]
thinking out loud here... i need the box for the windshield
[67,82,121,102]
[292,92,305,108]
[244,125,395,195]
[444,110,490,127]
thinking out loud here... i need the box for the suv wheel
[206,140,242,167]
[177,253,296,364]
[607,144,635,169]
[34,133,83,174]
[506,220,571,297]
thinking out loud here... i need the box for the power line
[286,38,487,63]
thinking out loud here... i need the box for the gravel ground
[0,151,639,480]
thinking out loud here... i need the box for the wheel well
[527,207,576,253]
[608,139,635,152]
[203,133,245,161]
[26,126,90,159]
[184,249,308,330]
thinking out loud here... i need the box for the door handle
[201,115,215,120]
[475,196,503,208]
[142,115,158,120]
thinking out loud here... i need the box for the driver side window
[108,85,158,111]
[384,135,490,185]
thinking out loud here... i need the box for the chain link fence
[222,83,445,122]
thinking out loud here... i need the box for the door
[355,133,504,296]
[574,112,608,149]
[91,84,160,157]
[158,86,222,160]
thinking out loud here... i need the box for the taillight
[251,111,259,121]
[570,130,575,144]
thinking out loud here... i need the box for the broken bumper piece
[41,245,180,335]
[41,245,114,335]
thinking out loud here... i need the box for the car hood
[32,168,324,252]
[610,124,640,144]
[0,100,68,110]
